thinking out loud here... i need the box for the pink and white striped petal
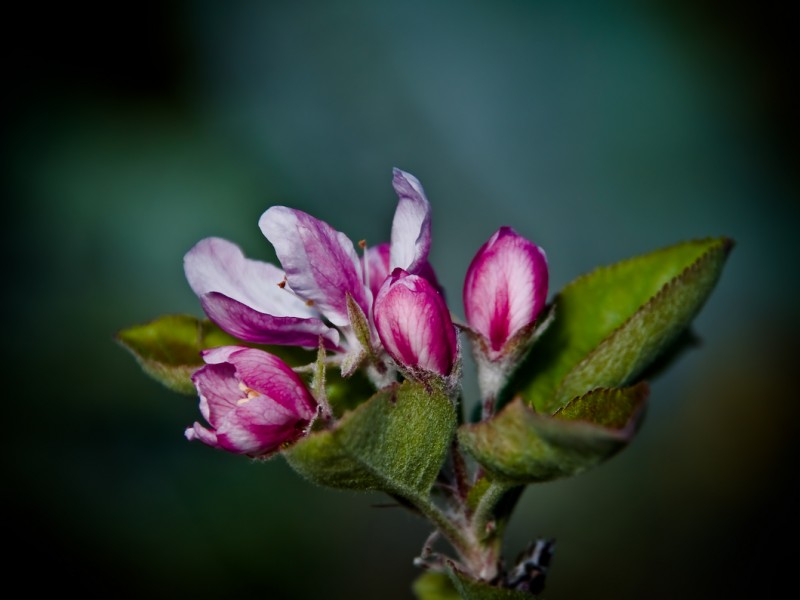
[227,348,318,421]
[463,227,548,357]
[184,237,317,318]
[199,292,339,348]
[363,243,391,299]
[260,207,370,327]
[374,269,457,377]
[389,168,432,274]
[213,397,305,455]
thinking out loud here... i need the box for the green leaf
[283,418,384,490]
[554,381,647,428]
[446,563,539,599]
[515,237,732,414]
[284,381,457,499]
[413,571,461,600]
[115,314,240,394]
[459,384,648,484]
[115,314,313,394]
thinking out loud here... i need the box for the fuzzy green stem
[472,480,513,541]
[412,496,472,560]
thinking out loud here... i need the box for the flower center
[237,381,262,405]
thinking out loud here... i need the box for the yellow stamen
[237,381,261,404]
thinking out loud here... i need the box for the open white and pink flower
[184,169,439,367]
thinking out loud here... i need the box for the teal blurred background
[5,1,798,598]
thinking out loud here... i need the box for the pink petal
[365,241,444,301]
[200,292,339,348]
[416,259,446,300]
[215,396,308,455]
[374,269,457,376]
[191,361,243,425]
[185,423,219,447]
[199,346,242,364]
[227,348,318,420]
[259,207,370,327]
[184,237,317,318]
[389,169,432,274]
[463,227,548,353]
[363,243,391,299]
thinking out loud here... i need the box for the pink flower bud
[186,346,317,457]
[463,227,548,359]
[374,268,458,377]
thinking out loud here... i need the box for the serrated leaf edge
[548,237,732,411]
[556,236,731,298]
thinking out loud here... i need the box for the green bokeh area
[5,1,798,598]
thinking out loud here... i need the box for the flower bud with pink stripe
[186,346,318,457]
[374,268,458,379]
[463,227,548,362]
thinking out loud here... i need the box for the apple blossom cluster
[117,161,732,598]
[182,169,548,456]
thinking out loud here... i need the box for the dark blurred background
[4,1,798,598]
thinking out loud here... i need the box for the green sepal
[446,562,540,599]
[515,237,732,414]
[345,293,373,354]
[458,384,648,484]
[115,314,312,394]
[284,380,457,499]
